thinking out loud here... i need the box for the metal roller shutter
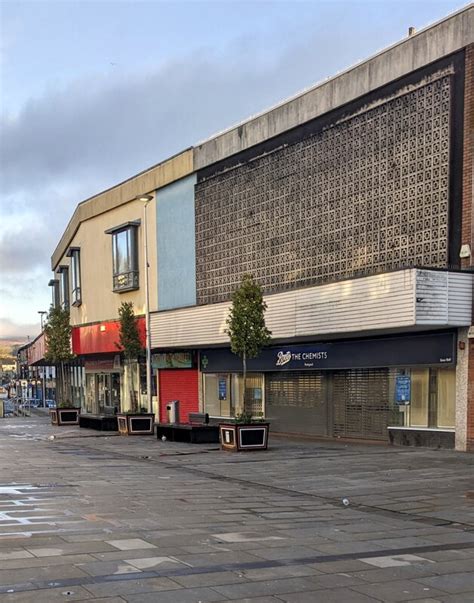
[332,368,397,440]
[266,372,328,436]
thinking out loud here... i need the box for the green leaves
[117,301,142,360]
[225,274,271,360]
[44,305,73,364]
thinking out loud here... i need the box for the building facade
[50,7,474,449]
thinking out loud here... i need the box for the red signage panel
[72,318,146,355]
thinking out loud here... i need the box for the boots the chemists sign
[200,332,455,372]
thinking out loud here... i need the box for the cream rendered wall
[59,197,158,326]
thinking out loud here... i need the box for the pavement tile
[212,577,323,599]
[106,540,156,551]
[0,585,94,601]
[172,570,247,588]
[351,579,448,601]
[275,588,381,602]
[124,586,225,602]
[83,577,182,597]
[416,573,474,594]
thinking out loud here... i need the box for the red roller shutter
[159,369,199,423]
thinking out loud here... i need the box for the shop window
[401,367,455,429]
[105,221,140,293]
[203,373,264,418]
[437,368,456,428]
[68,248,82,306]
[409,369,429,427]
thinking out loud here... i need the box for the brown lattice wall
[195,71,452,305]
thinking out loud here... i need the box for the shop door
[97,373,120,415]
[332,369,395,440]
[265,372,328,436]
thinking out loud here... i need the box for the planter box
[50,407,80,426]
[219,423,269,452]
[117,413,155,435]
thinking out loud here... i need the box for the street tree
[44,305,74,406]
[225,273,271,414]
[116,301,142,412]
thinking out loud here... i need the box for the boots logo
[276,351,292,366]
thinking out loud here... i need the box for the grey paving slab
[351,579,448,601]
[275,587,382,602]
[124,586,225,602]
[1,415,474,603]
[416,573,474,594]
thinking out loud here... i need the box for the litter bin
[166,400,180,424]
[0,400,4,418]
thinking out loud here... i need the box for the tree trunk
[242,349,247,413]
[129,359,136,413]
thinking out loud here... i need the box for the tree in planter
[225,274,271,416]
[44,305,74,407]
[116,301,143,413]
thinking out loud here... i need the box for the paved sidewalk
[0,415,473,602]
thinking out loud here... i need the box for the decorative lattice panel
[195,74,452,305]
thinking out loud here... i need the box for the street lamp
[38,310,47,330]
[136,194,153,414]
[38,310,47,407]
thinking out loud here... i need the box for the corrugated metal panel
[447,272,473,325]
[415,269,473,326]
[152,270,418,348]
[151,269,472,349]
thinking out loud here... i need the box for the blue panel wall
[156,174,197,310]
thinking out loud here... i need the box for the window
[48,279,59,308]
[203,373,264,418]
[58,267,69,310]
[68,248,82,306]
[105,222,140,292]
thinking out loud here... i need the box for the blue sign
[218,377,227,400]
[395,375,411,404]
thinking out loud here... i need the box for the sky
[0,0,467,339]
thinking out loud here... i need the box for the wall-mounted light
[100,325,106,332]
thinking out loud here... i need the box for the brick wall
[159,369,199,423]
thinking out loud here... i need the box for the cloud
[0,19,397,336]
[0,317,39,339]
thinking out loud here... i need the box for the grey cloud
[0,317,40,339]
[0,22,393,336]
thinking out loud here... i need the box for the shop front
[72,318,146,428]
[154,351,199,423]
[200,331,457,445]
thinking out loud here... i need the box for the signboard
[218,377,227,400]
[152,352,193,369]
[200,332,456,373]
[395,375,411,404]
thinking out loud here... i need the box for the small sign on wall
[395,375,411,405]
[218,377,227,400]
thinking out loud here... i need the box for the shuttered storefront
[266,372,328,437]
[266,369,399,440]
[332,369,398,440]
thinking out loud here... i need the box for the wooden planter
[117,413,155,435]
[50,407,80,426]
[219,423,269,452]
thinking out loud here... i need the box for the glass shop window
[401,368,455,429]
[203,373,264,418]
